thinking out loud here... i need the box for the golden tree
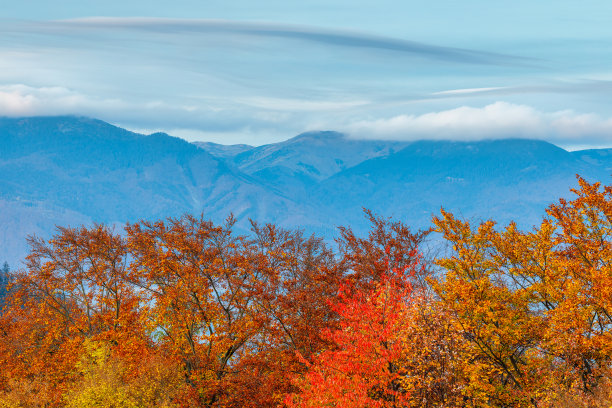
[433,177,612,407]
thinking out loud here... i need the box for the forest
[0,176,610,408]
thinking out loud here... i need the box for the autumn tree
[0,214,347,408]
[63,338,183,408]
[287,212,467,408]
[125,215,345,407]
[337,209,430,290]
[235,221,343,407]
[395,293,467,407]
[124,215,263,405]
[0,225,148,407]
[432,177,612,407]
[286,248,420,408]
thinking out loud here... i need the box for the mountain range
[1,116,611,265]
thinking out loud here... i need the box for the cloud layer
[1,17,612,147]
[4,85,612,148]
[0,85,124,117]
[344,102,612,147]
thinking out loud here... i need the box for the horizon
[2,2,612,148]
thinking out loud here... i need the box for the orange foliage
[0,215,344,407]
[125,215,343,406]
[433,177,612,407]
[0,225,146,406]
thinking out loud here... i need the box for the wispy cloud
[430,80,612,100]
[344,102,612,147]
[235,96,370,111]
[47,18,528,66]
[432,87,507,96]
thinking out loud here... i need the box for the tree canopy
[1,178,611,407]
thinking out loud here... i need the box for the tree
[286,247,422,408]
[337,209,430,291]
[125,215,253,406]
[63,338,183,408]
[125,215,344,407]
[236,222,343,407]
[0,225,147,407]
[393,293,467,407]
[432,177,612,407]
[0,215,347,407]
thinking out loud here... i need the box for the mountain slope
[572,148,612,172]
[193,141,254,159]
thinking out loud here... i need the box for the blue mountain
[0,116,316,264]
[1,116,611,265]
[314,139,605,230]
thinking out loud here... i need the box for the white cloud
[0,84,307,144]
[0,84,237,128]
[344,102,612,146]
[0,84,126,116]
[4,85,612,148]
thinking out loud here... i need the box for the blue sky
[1,1,612,148]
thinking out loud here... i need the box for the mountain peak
[194,141,254,159]
[289,130,345,142]
[0,115,141,143]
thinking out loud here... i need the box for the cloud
[343,102,612,146]
[1,17,609,148]
[51,17,526,66]
[5,85,612,148]
[0,84,309,144]
[0,84,131,117]
[432,87,507,96]
[430,80,612,100]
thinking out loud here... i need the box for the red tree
[286,247,422,408]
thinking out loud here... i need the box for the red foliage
[286,247,422,408]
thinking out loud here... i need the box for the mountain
[217,131,409,200]
[315,139,606,230]
[1,116,611,266]
[0,116,318,265]
[231,131,407,180]
[572,148,612,171]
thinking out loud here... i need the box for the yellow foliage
[65,339,182,408]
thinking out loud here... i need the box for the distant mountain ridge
[193,141,253,159]
[1,116,610,265]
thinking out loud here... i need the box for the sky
[1,1,612,148]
